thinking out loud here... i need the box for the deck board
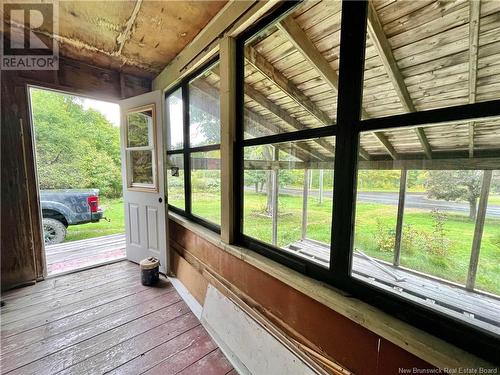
[44,233,126,276]
[0,261,233,375]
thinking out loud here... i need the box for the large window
[352,122,500,334]
[166,61,221,229]
[235,0,500,362]
[237,0,346,276]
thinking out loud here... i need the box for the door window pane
[130,150,153,185]
[167,154,185,210]
[127,110,153,147]
[189,64,221,147]
[166,88,184,150]
[243,137,335,268]
[191,150,221,224]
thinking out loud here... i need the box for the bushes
[372,209,451,267]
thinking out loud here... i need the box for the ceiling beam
[468,0,481,158]
[373,133,398,160]
[367,2,432,160]
[277,15,393,160]
[245,45,332,125]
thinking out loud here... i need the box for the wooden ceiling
[192,0,500,164]
[3,0,227,77]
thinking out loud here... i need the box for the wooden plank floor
[45,233,126,276]
[0,261,234,375]
[285,238,500,333]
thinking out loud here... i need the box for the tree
[31,88,123,198]
[425,171,483,220]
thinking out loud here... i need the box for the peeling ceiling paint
[3,0,227,77]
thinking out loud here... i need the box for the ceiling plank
[367,2,432,160]
[468,0,481,158]
[245,45,333,125]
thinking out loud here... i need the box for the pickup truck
[41,189,104,245]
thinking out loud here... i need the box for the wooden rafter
[245,46,371,161]
[277,15,396,160]
[367,2,432,160]
[245,45,332,125]
[212,66,340,160]
[468,0,481,158]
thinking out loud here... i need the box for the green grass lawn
[65,197,125,242]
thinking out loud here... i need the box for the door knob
[159,197,163,203]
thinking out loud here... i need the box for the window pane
[189,64,221,147]
[243,0,342,139]
[191,150,221,225]
[362,1,500,119]
[130,150,153,185]
[127,109,153,148]
[243,136,335,268]
[166,88,184,150]
[352,120,500,332]
[167,154,185,210]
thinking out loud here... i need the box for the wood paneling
[0,58,151,291]
[168,219,436,375]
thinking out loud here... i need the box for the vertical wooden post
[302,169,310,240]
[319,169,324,204]
[466,170,492,290]
[220,37,237,244]
[393,168,407,266]
[271,147,279,246]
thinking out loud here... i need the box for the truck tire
[43,218,67,245]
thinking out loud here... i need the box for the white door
[120,91,167,273]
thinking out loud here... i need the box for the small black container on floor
[140,257,160,286]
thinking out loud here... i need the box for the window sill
[168,211,493,370]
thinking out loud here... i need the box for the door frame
[26,84,125,278]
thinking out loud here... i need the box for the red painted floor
[0,261,234,375]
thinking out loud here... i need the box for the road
[273,188,500,218]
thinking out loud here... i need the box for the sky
[82,98,120,127]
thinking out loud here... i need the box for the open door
[120,91,167,273]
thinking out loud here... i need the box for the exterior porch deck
[45,233,126,276]
[284,239,500,334]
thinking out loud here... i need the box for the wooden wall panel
[0,59,151,291]
[169,219,436,375]
[171,251,209,306]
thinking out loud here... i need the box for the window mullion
[182,83,192,215]
[331,0,368,284]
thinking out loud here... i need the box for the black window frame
[234,0,500,364]
[165,58,222,234]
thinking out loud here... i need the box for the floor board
[1,261,234,375]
